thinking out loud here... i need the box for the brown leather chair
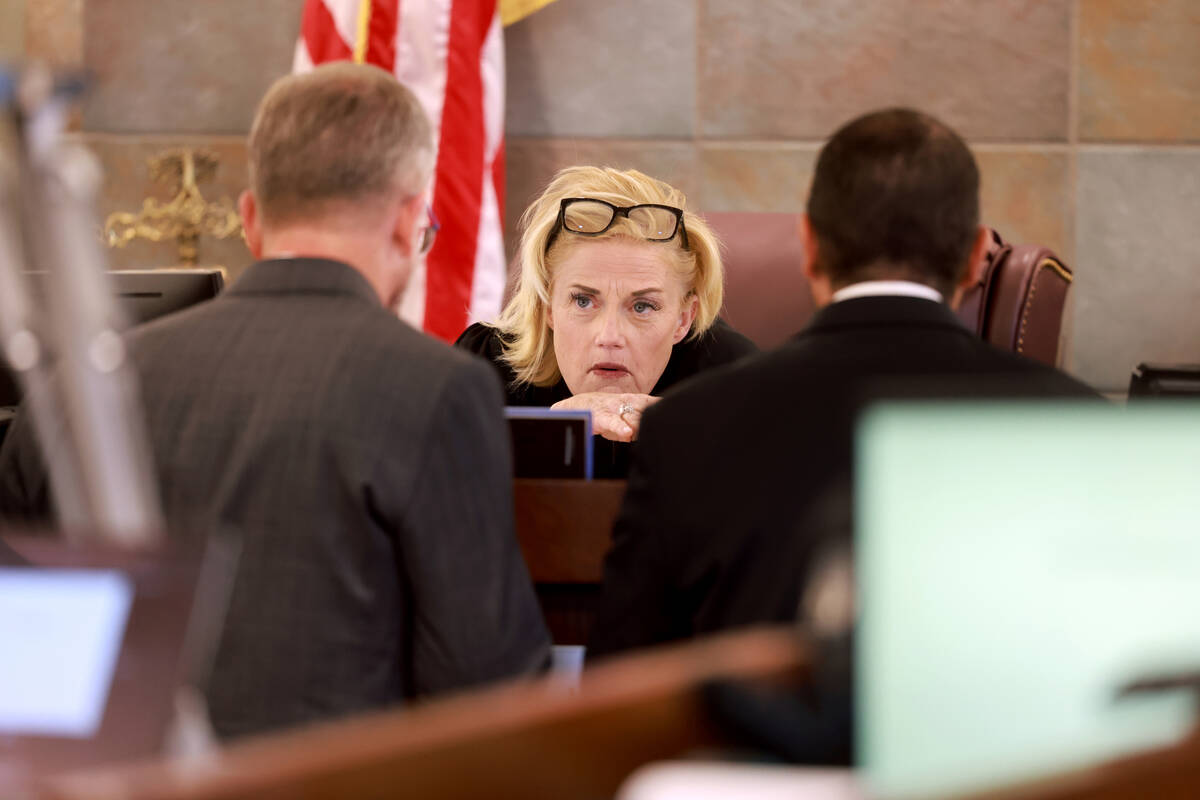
[956,229,1074,368]
[704,212,1074,367]
[704,212,815,352]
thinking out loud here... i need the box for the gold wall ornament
[102,148,243,266]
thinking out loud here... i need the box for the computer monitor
[1129,363,1200,399]
[505,407,594,480]
[857,401,1200,799]
[0,269,225,409]
[106,269,225,327]
[0,533,237,787]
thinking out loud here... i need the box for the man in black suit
[0,63,549,739]
[588,109,1096,759]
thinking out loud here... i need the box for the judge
[457,166,755,478]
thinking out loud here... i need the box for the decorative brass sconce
[103,148,242,266]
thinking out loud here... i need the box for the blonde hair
[494,166,725,387]
[248,62,435,226]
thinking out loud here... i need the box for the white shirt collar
[831,280,944,304]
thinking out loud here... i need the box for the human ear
[800,214,835,307]
[948,225,992,310]
[672,294,698,344]
[958,225,991,290]
[390,194,425,257]
[239,190,263,259]
[799,214,820,282]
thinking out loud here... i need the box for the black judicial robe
[455,318,757,478]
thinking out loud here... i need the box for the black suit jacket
[0,258,550,740]
[591,296,1098,653]
[588,297,1098,763]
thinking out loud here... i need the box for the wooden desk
[513,478,625,583]
[39,627,809,800]
[961,731,1200,800]
[513,478,626,644]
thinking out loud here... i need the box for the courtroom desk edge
[40,627,808,800]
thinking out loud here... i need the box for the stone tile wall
[1,0,25,60]
[18,0,1200,391]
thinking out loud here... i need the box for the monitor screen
[506,407,594,480]
[0,534,239,778]
[857,401,1200,799]
[107,269,225,328]
[0,269,224,408]
[0,568,133,738]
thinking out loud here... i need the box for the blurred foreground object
[102,148,242,267]
[0,270,225,417]
[37,627,807,800]
[619,762,861,800]
[0,64,162,545]
[0,533,237,792]
[859,400,1200,798]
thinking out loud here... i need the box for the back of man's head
[807,108,980,297]
[247,62,434,230]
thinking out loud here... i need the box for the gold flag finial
[103,148,243,266]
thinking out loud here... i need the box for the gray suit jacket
[0,257,550,739]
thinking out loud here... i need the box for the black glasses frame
[545,197,689,254]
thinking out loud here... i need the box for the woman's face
[547,237,697,395]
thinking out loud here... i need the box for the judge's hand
[551,392,660,442]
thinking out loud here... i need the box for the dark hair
[806,108,980,297]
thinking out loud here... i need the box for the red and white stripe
[295,0,506,342]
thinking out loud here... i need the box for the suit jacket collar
[227,258,381,306]
[801,295,972,338]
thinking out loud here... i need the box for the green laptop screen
[857,401,1200,799]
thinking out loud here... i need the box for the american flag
[294,0,508,342]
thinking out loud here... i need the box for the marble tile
[1072,149,1200,390]
[1079,0,1200,142]
[975,149,1072,263]
[82,0,304,133]
[504,137,699,250]
[505,0,696,138]
[81,134,254,280]
[25,0,82,67]
[700,0,1071,141]
[1,0,26,61]
[696,145,1071,259]
[698,144,818,213]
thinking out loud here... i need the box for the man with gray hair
[0,63,550,739]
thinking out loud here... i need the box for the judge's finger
[596,411,634,442]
